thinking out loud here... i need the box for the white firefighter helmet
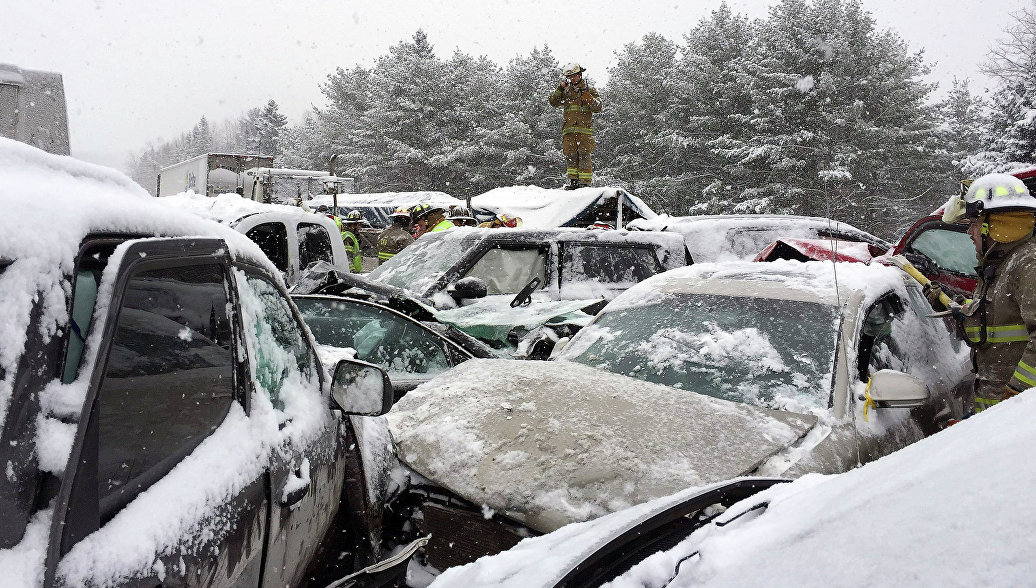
[942,173,1036,223]
[562,63,585,77]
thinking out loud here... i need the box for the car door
[852,290,964,463]
[233,266,348,588]
[896,218,978,297]
[48,238,268,587]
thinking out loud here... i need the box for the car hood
[387,359,816,533]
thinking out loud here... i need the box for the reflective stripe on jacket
[962,233,1036,410]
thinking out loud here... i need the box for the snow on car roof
[158,191,331,226]
[471,185,657,228]
[604,260,910,312]
[628,214,886,262]
[0,139,272,434]
[309,190,464,210]
[432,392,1036,588]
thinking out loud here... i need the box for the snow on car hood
[387,359,816,533]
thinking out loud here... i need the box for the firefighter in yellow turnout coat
[549,63,602,190]
[939,173,1036,413]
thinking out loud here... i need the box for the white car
[627,214,890,263]
[383,261,971,573]
[159,192,352,284]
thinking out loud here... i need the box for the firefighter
[549,63,602,190]
[447,205,478,227]
[378,206,415,265]
[935,173,1036,413]
[341,209,364,273]
[411,203,454,236]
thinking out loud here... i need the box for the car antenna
[822,176,864,468]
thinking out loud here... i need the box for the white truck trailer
[157,153,274,197]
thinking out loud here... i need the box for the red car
[888,167,1036,297]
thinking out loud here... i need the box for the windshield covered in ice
[560,293,840,411]
[367,233,479,293]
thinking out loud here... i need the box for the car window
[246,222,289,273]
[298,222,334,269]
[561,244,662,286]
[857,295,908,380]
[96,263,234,519]
[907,226,977,277]
[294,297,459,379]
[464,247,546,295]
[237,271,317,410]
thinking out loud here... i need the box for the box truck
[157,153,274,197]
[241,167,355,206]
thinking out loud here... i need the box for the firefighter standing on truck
[933,173,1036,414]
[378,206,415,265]
[549,63,602,190]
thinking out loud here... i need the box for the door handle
[279,459,311,507]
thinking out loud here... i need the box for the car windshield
[368,233,479,293]
[560,293,840,411]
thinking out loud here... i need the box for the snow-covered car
[366,227,689,353]
[0,139,407,587]
[470,186,657,229]
[429,392,1036,588]
[292,294,496,398]
[158,192,352,285]
[627,214,890,263]
[383,261,970,573]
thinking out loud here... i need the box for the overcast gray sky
[6,0,1032,168]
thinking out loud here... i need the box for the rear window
[298,222,334,269]
[246,222,289,273]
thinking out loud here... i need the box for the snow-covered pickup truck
[0,139,412,588]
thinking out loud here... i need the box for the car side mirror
[449,276,488,302]
[331,360,394,416]
[866,369,929,408]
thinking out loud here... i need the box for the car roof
[603,260,911,312]
[158,191,339,228]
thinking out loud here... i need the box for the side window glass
[245,222,289,273]
[97,264,234,518]
[857,296,907,380]
[298,222,334,269]
[907,227,978,277]
[237,271,318,410]
[297,298,453,378]
[562,245,662,286]
[464,247,546,295]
